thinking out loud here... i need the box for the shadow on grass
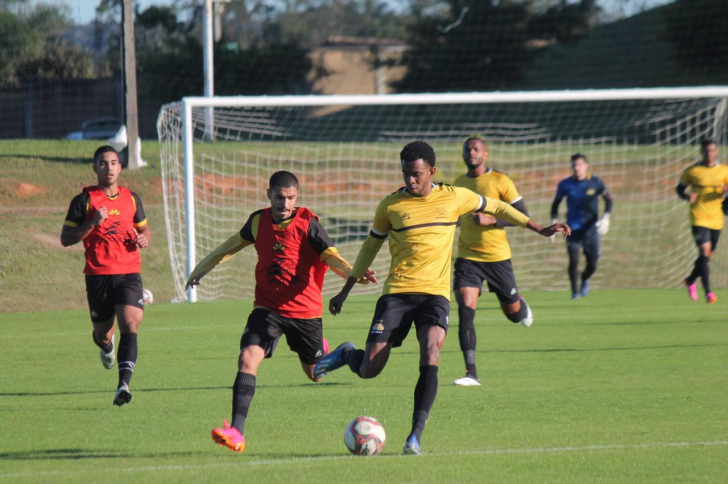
[0,448,208,461]
[1,154,89,164]
[0,382,349,397]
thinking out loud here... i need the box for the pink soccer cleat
[211,420,245,452]
[684,279,698,301]
[706,292,717,305]
[323,337,330,356]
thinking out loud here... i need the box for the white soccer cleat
[520,301,533,328]
[452,375,482,387]
[113,384,132,406]
[100,333,116,369]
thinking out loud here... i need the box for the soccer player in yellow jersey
[676,139,728,304]
[451,137,533,387]
[314,141,570,455]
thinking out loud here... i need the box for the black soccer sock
[568,247,580,293]
[506,299,529,323]
[697,254,711,294]
[410,365,439,442]
[687,257,701,285]
[457,305,477,379]
[117,332,138,388]
[231,372,256,434]
[343,348,365,376]
[582,255,598,283]
[92,331,114,354]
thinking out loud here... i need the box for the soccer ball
[142,289,153,305]
[344,416,386,456]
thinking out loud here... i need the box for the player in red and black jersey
[185,171,376,453]
[61,146,151,406]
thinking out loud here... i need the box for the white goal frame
[163,86,728,302]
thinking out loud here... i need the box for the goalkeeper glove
[596,213,610,235]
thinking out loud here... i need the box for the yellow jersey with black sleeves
[680,163,728,230]
[454,169,521,262]
[349,184,530,300]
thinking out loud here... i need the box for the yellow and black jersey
[454,169,521,262]
[680,163,728,230]
[350,183,530,300]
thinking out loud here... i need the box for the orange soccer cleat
[706,292,718,305]
[211,420,246,453]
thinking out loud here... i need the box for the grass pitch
[1,289,726,483]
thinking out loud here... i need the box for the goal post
[158,87,728,303]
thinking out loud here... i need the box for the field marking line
[1,440,726,479]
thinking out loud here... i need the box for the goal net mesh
[158,96,728,302]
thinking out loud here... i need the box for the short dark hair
[464,137,487,149]
[701,139,716,149]
[269,171,299,190]
[400,140,436,167]
[571,153,587,163]
[93,145,120,164]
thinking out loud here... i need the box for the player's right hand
[548,219,559,243]
[541,223,570,238]
[329,292,348,316]
[91,206,108,226]
[185,270,207,290]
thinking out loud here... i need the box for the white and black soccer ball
[142,288,153,305]
[344,416,386,456]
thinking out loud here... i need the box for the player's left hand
[470,213,497,226]
[133,228,149,248]
[358,269,378,284]
[596,213,610,235]
[540,223,570,238]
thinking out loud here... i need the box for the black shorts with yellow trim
[240,308,325,365]
[692,226,721,251]
[366,294,450,347]
[85,274,144,323]
[453,258,520,305]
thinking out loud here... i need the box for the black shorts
[366,294,450,347]
[85,274,144,323]
[567,225,600,258]
[453,258,520,304]
[240,308,325,365]
[692,226,721,251]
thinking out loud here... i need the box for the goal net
[157,89,728,302]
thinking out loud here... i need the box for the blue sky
[38,0,674,26]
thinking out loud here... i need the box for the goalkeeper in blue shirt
[551,154,613,299]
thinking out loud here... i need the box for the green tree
[662,0,728,80]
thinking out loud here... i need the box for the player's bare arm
[134,226,151,249]
[60,206,108,247]
[329,276,358,315]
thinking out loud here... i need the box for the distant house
[309,36,408,95]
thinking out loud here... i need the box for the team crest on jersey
[109,209,120,215]
[400,212,411,221]
[434,206,448,219]
[370,320,385,334]
[272,242,285,251]
[586,188,596,196]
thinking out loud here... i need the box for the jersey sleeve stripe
[63,220,79,228]
[370,229,388,239]
[476,195,485,212]
[133,219,148,228]
[510,196,523,204]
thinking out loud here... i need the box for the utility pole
[121,0,140,169]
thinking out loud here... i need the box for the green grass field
[1,290,726,483]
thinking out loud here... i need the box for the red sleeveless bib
[82,186,141,275]
[254,207,328,318]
